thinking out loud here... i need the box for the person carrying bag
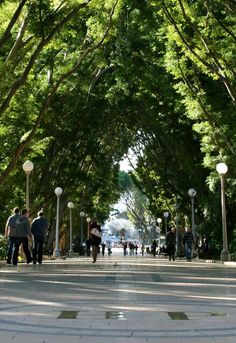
[89,221,101,263]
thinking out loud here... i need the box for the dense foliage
[0,0,235,254]
[0,236,7,260]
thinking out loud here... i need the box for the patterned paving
[0,255,236,342]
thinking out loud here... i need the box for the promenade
[0,251,236,343]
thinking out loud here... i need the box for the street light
[157,218,162,229]
[80,211,85,245]
[163,212,169,237]
[22,160,34,212]
[216,162,230,261]
[54,187,63,257]
[174,203,179,256]
[86,217,91,239]
[157,218,162,247]
[188,188,196,239]
[68,202,74,255]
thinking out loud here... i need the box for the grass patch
[58,311,78,319]
[168,312,189,320]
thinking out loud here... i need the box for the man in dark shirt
[12,209,32,265]
[166,227,176,261]
[31,210,48,264]
[5,207,20,264]
[183,227,195,262]
[151,240,158,257]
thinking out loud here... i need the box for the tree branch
[0,0,92,116]
[86,64,115,103]
[162,0,236,102]
[6,17,29,61]
[0,0,119,186]
[0,0,27,50]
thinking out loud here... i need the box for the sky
[119,158,132,172]
[119,149,137,172]
[115,155,136,212]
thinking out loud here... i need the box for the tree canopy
[0,0,236,254]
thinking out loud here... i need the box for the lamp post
[54,187,63,257]
[86,217,91,239]
[157,218,162,247]
[188,188,196,239]
[157,218,162,228]
[68,202,74,255]
[163,212,169,237]
[80,211,85,245]
[216,163,230,261]
[174,203,179,256]
[22,160,34,212]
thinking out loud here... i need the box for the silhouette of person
[31,210,48,264]
[5,207,20,264]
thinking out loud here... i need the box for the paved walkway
[0,253,236,342]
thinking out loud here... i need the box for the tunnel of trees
[0,0,236,256]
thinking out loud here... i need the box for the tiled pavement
[0,253,236,342]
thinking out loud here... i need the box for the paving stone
[0,254,236,342]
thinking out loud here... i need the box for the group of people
[88,224,195,263]
[101,241,112,256]
[149,227,195,262]
[165,226,195,261]
[5,207,48,266]
[5,214,108,265]
[5,209,196,265]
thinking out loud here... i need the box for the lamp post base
[69,249,73,255]
[221,249,231,262]
[54,248,60,257]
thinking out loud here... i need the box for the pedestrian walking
[129,242,135,255]
[123,241,127,255]
[101,242,106,256]
[5,207,20,264]
[85,238,91,256]
[166,227,176,261]
[107,241,112,256]
[151,239,158,257]
[141,243,145,256]
[12,209,32,265]
[31,210,48,264]
[183,227,195,262]
[89,221,101,263]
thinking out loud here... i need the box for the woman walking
[89,221,102,263]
